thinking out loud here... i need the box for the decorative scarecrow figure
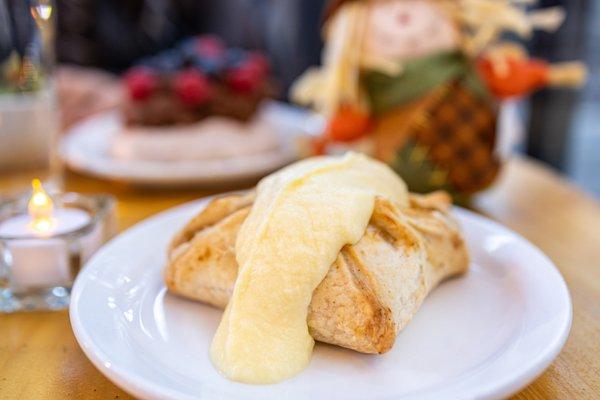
[292,0,585,197]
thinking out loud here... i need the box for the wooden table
[1,157,598,399]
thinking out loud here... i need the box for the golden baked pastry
[166,190,468,354]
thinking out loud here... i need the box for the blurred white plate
[70,197,571,400]
[60,102,321,186]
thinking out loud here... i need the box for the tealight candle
[0,180,100,289]
[0,180,115,312]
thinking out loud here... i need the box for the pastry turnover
[166,190,468,354]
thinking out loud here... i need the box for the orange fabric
[478,58,550,98]
[312,106,371,155]
[326,106,372,142]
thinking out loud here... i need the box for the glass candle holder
[0,0,61,198]
[0,192,116,312]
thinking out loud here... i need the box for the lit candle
[0,180,101,289]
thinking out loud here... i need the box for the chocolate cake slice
[122,35,277,127]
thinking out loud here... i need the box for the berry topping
[225,63,265,93]
[245,52,270,76]
[225,48,247,68]
[150,49,184,72]
[192,55,224,76]
[173,69,213,106]
[124,67,157,100]
[196,35,225,59]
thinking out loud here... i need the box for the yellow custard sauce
[210,153,409,384]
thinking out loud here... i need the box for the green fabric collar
[362,52,487,115]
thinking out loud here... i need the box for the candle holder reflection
[0,184,116,312]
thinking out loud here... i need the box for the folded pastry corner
[165,190,468,354]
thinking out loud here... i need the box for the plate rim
[70,196,572,400]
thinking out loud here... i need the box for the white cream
[210,152,408,384]
[112,116,279,162]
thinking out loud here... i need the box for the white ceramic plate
[70,197,572,400]
[60,102,321,187]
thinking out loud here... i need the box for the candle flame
[28,179,54,232]
[30,2,53,22]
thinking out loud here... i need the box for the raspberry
[196,35,225,59]
[225,64,264,93]
[245,52,270,76]
[225,53,270,93]
[173,69,213,106]
[124,67,157,100]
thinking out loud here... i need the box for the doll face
[362,0,459,62]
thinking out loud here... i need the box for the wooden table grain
[0,157,598,399]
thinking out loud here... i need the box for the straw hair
[292,1,370,116]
